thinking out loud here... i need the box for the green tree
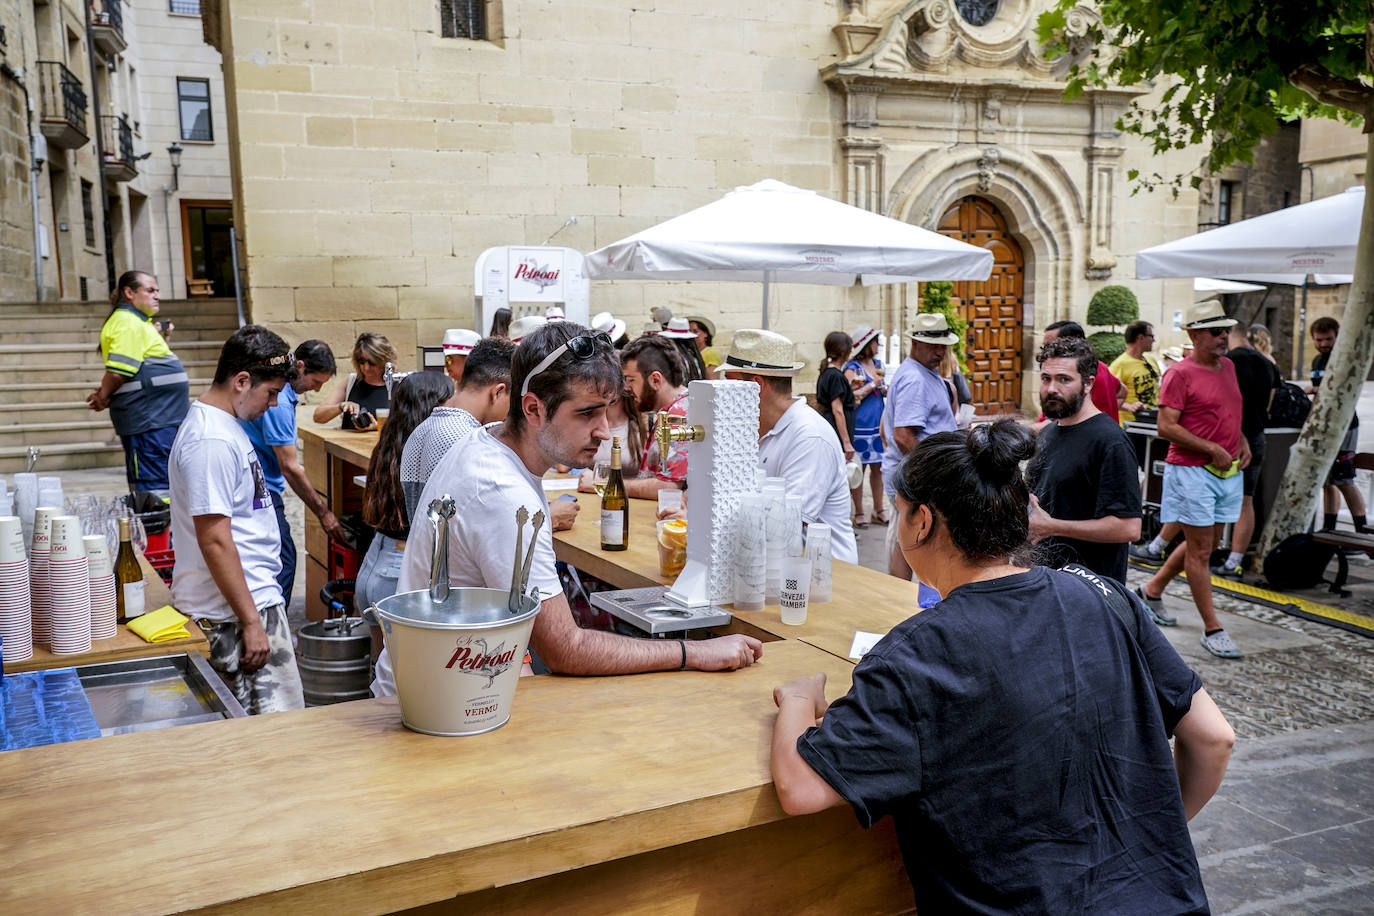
[1039,0,1374,559]
[919,281,968,367]
[1086,285,1140,364]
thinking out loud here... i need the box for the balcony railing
[92,0,128,55]
[37,60,89,150]
[101,115,138,181]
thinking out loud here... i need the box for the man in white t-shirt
[722,329,859,563]
[373,322,763,695]
[169,325,305,714]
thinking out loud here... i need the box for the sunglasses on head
[520,331,613,398]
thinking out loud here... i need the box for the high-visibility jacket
[99,305,190,436]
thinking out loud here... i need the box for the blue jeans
[271,491,296,607]
[121,425,179,491]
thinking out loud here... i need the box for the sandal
[853,513,870,530]
[871,512,890,526]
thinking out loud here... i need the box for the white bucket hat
[908,313,959,346]
[591,310,627,343]
[442,328,480,355]
[545,306,566,321]
[1184,298,1238,330]
[850,325,880,357]
[723,329,805,376]
[509,314,547,343]
[660,317,697,340]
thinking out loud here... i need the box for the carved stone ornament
[1085,246,1117,281]
[836,0,1100,77]
[977,146,1001,191]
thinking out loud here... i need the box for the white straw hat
[850,325,880,357]
[509,315,547,343]
[591,310,628,343]
[660,317,697,340]
[907,313,959,346]
[442,328,480,354]
[723,329,805,376]
[545,306,566,321]
[1184,298,1238,330]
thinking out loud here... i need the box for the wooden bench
[1303,453,1374,594]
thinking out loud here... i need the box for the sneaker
[1129,543,1165,565]
[1210,563,1244,580]
[1200,629,1243,659]
[1135,585,1176,626]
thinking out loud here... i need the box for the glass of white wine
[592,462,612,498]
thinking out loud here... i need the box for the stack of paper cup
[84,533,117,640]
[47,516,91,655]
[29,506,60,645]
[0,516,33,662]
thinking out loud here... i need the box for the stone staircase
[0,298,241,473]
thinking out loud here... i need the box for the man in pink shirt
[1135,300,1251,659]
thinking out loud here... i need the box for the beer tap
[654,411,705,459]
[383,361,395,400]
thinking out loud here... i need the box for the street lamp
[167,142,182,191]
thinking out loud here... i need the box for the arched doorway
[935,197,1024,414]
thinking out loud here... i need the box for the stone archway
[936,196,1024,413]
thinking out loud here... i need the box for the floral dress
[844,358,886,465]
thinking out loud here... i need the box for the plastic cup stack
[46,516,91,655]
[37,476,64,513]
[783,495,804,558]
[13,472,37,544]
[29,506,61,645]
[762,481,787,602]
[733,494,768,612]
[0,480,11,518]
[804,523,833,603]
[84,534,117,640]
[0,516,33,663]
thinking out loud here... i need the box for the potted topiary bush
[1085,284,1138,365]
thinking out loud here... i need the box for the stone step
[0,378,214,403]
[0,344,221,371]
[0,441,124,474]
[0,320,240,343]
[0,297,238,316]
[0,416,123,447]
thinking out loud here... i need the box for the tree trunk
[1257,131,1374,559]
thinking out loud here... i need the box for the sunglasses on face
[520,331,613,398]
[1205,327,1227,338]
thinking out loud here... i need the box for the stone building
[0,0,233,303]
[205,0,1245,412]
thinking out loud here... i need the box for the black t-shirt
[1312,351,1359,431]
[798,567,1206,915]
[1026,412,1143,582]
[1225,346,1280,440]
[342,377,391,430]
[816,365,856,441]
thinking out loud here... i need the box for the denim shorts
[1161,463,1243,527]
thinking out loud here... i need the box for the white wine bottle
[114,516,145,623]
[600,436,628,552]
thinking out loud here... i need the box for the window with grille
[177,77,213,141]
[81,180,96,248]
[169,1,202,15]
[440,0,485,40]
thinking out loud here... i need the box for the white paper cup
[31,506,60,552]
[779,557,812,626]
[0,516,25,563]
[83,534,113,577]
[48,516,86,559]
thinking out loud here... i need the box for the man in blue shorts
[1137,300,1250,659]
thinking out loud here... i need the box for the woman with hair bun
[770,418,1233,913]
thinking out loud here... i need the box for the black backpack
[1268,382,1311,428]
[1262,534,1336,590]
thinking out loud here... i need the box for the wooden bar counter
[1,639,911,914]
[299,424,378,620]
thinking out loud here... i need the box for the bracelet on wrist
[678,639,687,670]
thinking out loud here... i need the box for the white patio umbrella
[585,179,994,327]
[1137,186,1363,285]
[1194,277,1266,294]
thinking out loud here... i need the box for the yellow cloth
[100,306,171,377]
[701,346,723,370]
[127,605,192,643]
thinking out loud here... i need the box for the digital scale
[589,586,733,636]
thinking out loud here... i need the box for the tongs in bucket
[509,507,544,614]
[428,495,456,602]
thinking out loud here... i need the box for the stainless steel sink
[76,654,246,736]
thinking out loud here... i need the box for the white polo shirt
[757,398,859,564]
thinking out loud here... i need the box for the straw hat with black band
[850,325,880,358]
[1182,298,1238,331]
[722,329,805,376]
[908,313,960,346]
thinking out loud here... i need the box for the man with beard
[1137,301,1250,659]
[1026,337,1143,582]
[619,334,691,499]
[373,322,761,693]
